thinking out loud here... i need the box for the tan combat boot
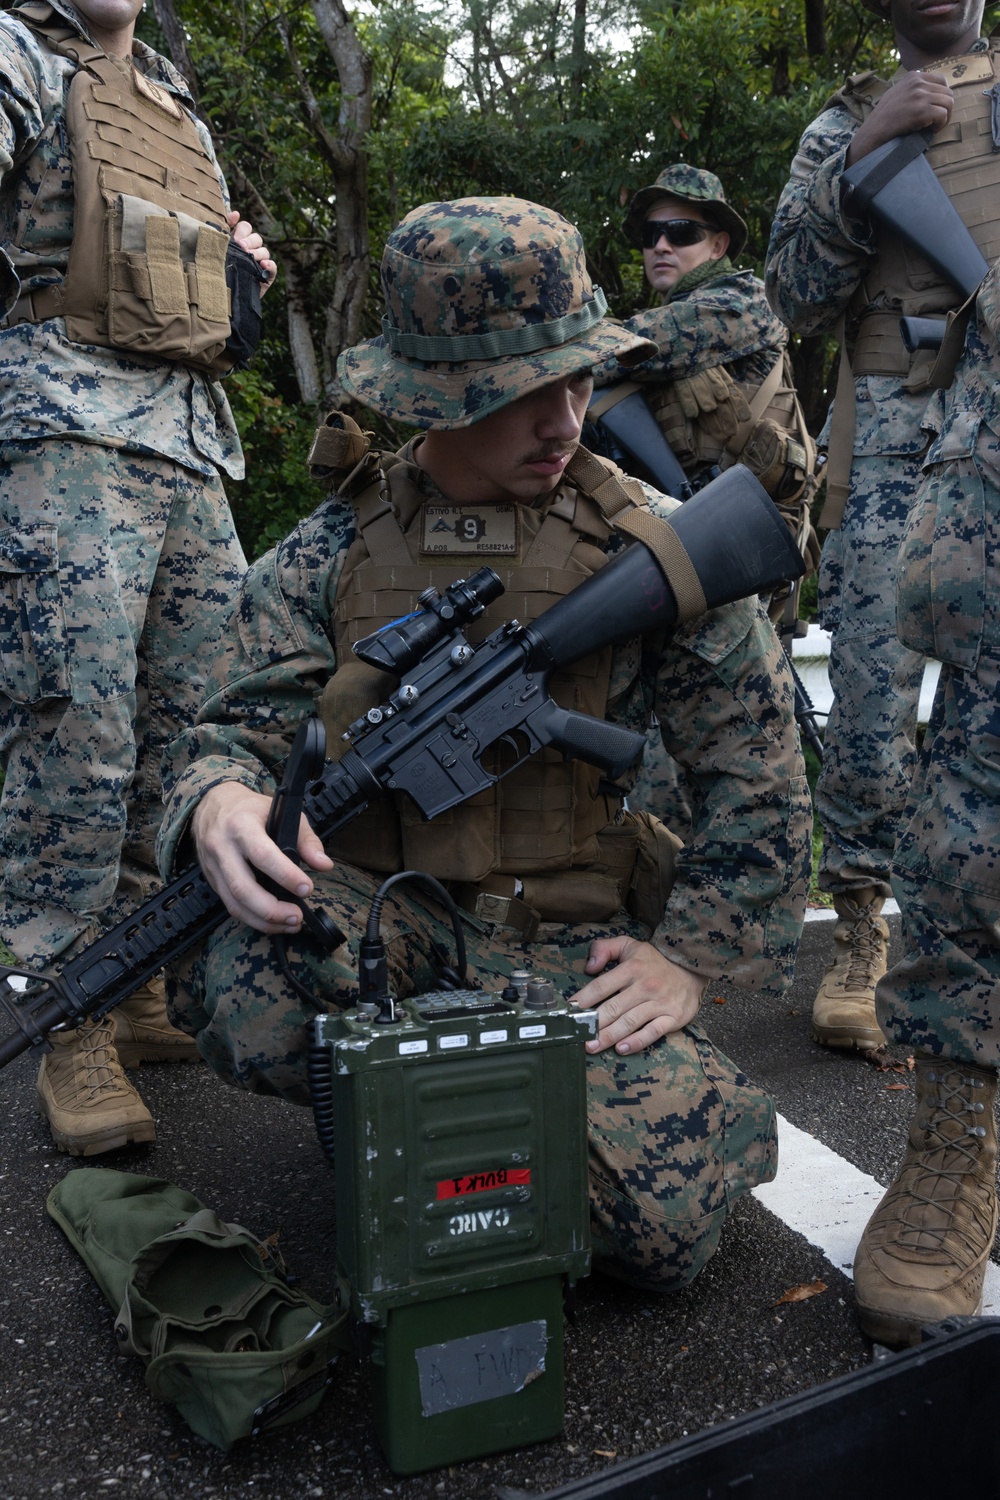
[36,1015,156,1155]
[812,888,889,1052]
[113,975,200,1067]
[854,1057,999,1347]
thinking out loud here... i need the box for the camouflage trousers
[168,862,777,1293]
[877,645,1000,1066]
[815,451,926,897]
[0,438,246,965]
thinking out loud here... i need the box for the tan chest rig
[646,350,812,502]
[10,4,235,375]
[840,44,1000,383]
[594,354,817,628]
[316,434,680,934]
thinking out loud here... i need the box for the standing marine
[854,253,1000,1345]
[591,163,817,830]
[0,0,274,1153]
[155,196,812,1291]
[765,0,988,1054]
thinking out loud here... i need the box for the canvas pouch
[47,1168,350,1450]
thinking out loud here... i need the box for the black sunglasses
[640,218,711,249]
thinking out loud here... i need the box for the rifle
[585,384,825,761]
[840,128,990,354]
[0,465,803,1068]
[587,382,695,499]
[784,650,825,764]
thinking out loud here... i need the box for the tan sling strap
[926,288,978,392]
[722,351,786,465]
[586,380,642,420]
[564,447,707,619]
[819,315,855,529]
[352,461,417,567]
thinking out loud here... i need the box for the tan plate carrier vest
[316,442,681,935]
[9,3,235,376]
[823,41,1000,523]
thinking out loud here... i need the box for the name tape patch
[421,504,519,556]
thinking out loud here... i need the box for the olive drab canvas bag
[47,1169,350,1450]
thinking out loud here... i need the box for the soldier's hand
[227,210,278,294]
[192,781,333,933]
[572,936,706,1055]
[845,71,954,167]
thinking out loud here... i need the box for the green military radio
[308,871,594,1475]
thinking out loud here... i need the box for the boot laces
[894,1069,991,1253]
[78,1022,128,1099]
[840,902,885,989]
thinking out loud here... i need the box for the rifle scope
[354,567,503,674]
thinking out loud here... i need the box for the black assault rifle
[585,387,827,762]
[0,466,803,1068]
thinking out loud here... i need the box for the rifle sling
[566,447,707,619]
[927,288,978,390]
[819,314,855,529]
[587,381,642,420]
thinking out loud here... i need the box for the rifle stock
[0,468,802,1066]
[842,130,989,357]
[587,385,695,499]
[584,384,825,760]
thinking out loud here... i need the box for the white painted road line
[804,898,900,922]
[754,1112,1000,1313]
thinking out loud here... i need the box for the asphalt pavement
[0,913,983,1500]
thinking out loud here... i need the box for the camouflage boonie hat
[623,165,748,259]
[338,197,656,430]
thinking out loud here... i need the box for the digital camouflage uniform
[594,166,814,837]
[0,0,247,965]
[881,267,1000,1066]
[762,51,1000,1054]
[767,9,1000,1342]
[0,0,248,1155]
[852,260,1000,1350]
[767,34,1000,1056]
[157,198,812,1292]
[765,93,941,906]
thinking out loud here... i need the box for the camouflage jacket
[0,1,243,478]
[896,269,1000,667]
[158,455,812,995]
[764,97,943,460]
[596,270,787,393]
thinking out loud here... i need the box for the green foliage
[139,0,994,556]
[385,0,898,303]
[802,742,833,906]
[223,361,325,560]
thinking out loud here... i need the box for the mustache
[519,439,579,465]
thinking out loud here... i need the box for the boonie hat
[338,197,655,429]
[623,164,748,259]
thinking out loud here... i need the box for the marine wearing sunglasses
[641,197,730,297]
[639,218,712,248]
